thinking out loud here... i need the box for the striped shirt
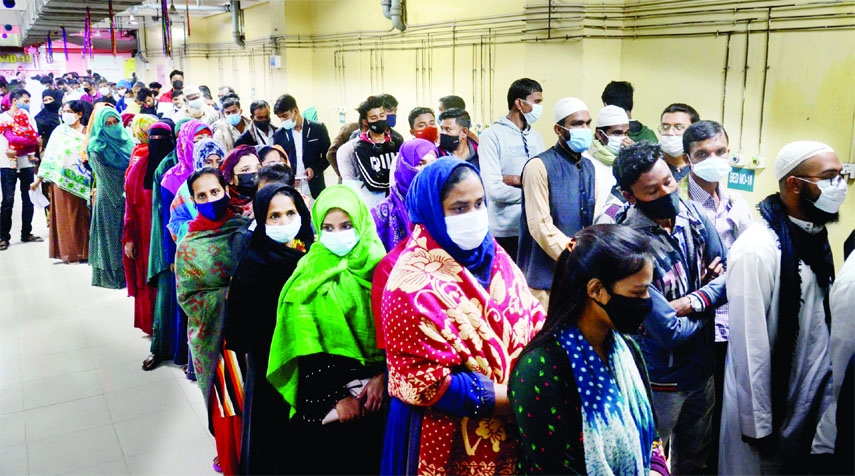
[687,175,753,342]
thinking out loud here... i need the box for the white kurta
[812,252,855,454]
[719,220,833,475]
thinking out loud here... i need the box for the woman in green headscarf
[267,185,388,476]
[87,105,134,288]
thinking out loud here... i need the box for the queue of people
[1,68,853,476]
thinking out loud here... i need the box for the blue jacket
[619,198,727,391]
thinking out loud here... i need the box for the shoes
[21,234,43,243]
[141,353,163,371]
[0,240,8,251]
[212,456,222,473]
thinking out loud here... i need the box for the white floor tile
[0,444,28,476]
[20,348,95,382]
[27,424,123,476]
[104,378,190,422]
[113,408,210,457]
[23,395,112,443]
[0,413,26,448]
[60,458,130,476]
[0,383,24,415]
[124,435,215,476]
[18,327,89,359]
[21,369,102,410]
[97,359,174,393]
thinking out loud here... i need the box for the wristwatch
[687,294,703,313]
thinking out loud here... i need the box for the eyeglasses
[795,174,845,188]
[658,124,687,134]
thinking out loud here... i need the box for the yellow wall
[135,0,855,266]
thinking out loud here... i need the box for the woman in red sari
[380,158,546,475]
[122,121,172,335]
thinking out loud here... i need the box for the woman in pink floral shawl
[381,158,546,475]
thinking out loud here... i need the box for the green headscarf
[267,185,386,415]
[174,117,191,135]
[86,107,134,170]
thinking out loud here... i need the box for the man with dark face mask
[158,69,184,104]
[436,108,479,170]
[720,141,846,476]
[613,141,728,475]
[234,100,274,148]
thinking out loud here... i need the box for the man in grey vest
[518,97,597,308]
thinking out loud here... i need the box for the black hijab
[144,121,177,189]
[224,184,314,354]
[35,89,63,140]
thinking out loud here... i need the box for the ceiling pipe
[388,0,405,32]
[231,0,244,47]
[381,0,391,20]
[128,3,230,15]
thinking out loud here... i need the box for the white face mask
[606,135,623,155]
[801,177,848,214]
[320,229,360,256]
[522,100,543,125]
[188,97,205,110]
[61,112,79,125]
[265,218,302,244]
[691,156,732,183]
[281,117,296,130]
[99,87,110,96]
[659,135,684,157]
[444,207,490,250]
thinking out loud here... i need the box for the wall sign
[727,167,755,192]
[0,54,32,63]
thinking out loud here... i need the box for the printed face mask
[439,133,461,152]
[368,119,388,134]
[413,126,438,144]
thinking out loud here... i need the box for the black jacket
[273,119,331,198]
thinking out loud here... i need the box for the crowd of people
[0,68,853,476]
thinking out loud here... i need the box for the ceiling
[9,0,266,47]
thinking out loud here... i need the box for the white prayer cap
[596,105,629,128]
[774,141,835,181]
[182,85,201,97]
[553,97,588,124]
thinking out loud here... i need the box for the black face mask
[594,292,653,334]
[635,190,680,220]
[439,133,461,152]
[172,80,183,90]
[44,101,61,113]
[236,172,259,197]
[367,119,387,134]
[254,120,270,132]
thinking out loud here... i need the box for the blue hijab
[406,157,495,288]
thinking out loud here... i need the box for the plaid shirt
[687,175,753,342]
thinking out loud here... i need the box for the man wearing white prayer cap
[589,104,634,219]
[173,84,220,125]
[517,97,596,308]
[720,140,845,475]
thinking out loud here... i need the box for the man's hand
[305,168,314,180]
[502,175,521,187]
[124,242,136,260]
[621,136,635,147]
[702,256,724,285]
[669,296,693,317]
[6,149,16,159]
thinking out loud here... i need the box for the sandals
[141,353,163,371]
[212,456,222,473]
[0,240,8,251]
[21,235,43,243]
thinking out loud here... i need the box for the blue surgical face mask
[265,218,302,244]
[17,102,29,111]
[320,229,359,256]
[226,113,242,127]
[281,117,296,130]
[386,114,397,128]
[560,126,592,153]
[521,100,542,125]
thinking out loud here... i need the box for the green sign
[727,167,755,192]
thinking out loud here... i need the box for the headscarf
[267,185,386,414]
[406,157,495,288]
[86,106,134,170]
[173,117,191,135]
[130,113,158,144]
[256,144,289,165]
[81,102,113,163]
[220,144,260,183]
[121,112,135,128]
[192,138,227,170]
[35,89,62,136]
[251,183,314,253]
[371,138,435,251]
[160,119,212,195]
[144,121,176,189]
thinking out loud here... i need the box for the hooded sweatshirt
[478,116,545,238]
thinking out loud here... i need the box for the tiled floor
[1,197,216,475]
